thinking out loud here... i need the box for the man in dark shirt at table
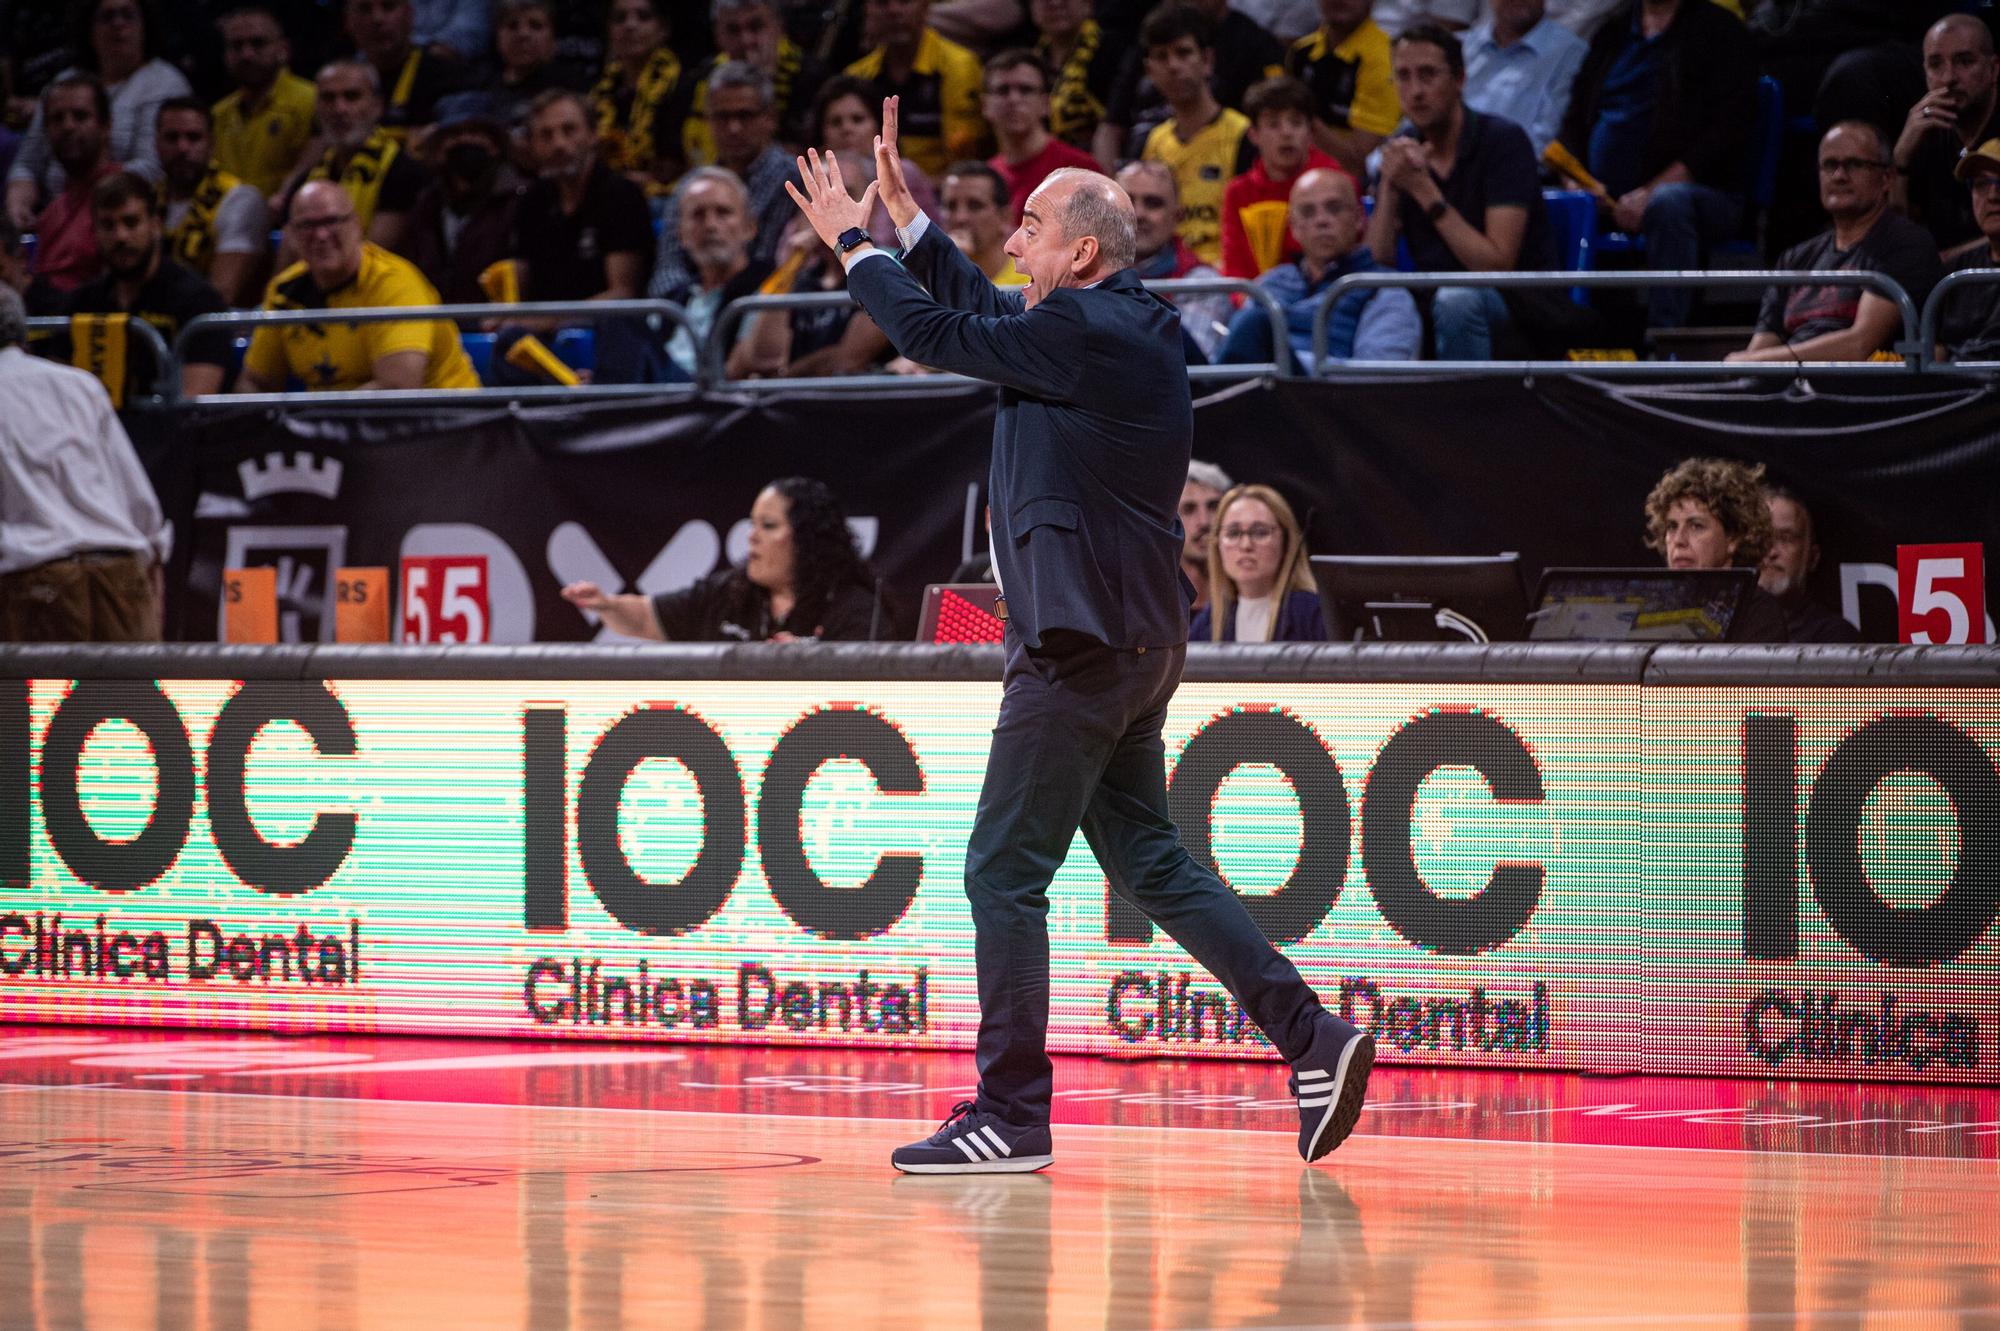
[63,170,232,398]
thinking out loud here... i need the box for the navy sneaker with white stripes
[1290,1014,1376,1162]
[891,1101,1054,1174]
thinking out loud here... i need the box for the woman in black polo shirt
[562,476,882,641]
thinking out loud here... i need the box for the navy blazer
[846,224,1194,649]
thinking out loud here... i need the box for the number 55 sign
[401,555,490,644]
[1898,543,1987,644]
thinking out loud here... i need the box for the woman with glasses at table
[1190,484,1326,643]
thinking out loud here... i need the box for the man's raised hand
[784,147,879,251]
[873,95,921,230]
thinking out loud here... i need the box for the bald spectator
[1119,158,1231,361]
[290,60,430,253]
[344,0,463,136]
[649,63,795,299]
[1218,167,1418,369]
[1895,16,2000,255]
[239,180,479,392]
[1728,122,1939,365]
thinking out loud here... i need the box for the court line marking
[3,1083,1993,1165]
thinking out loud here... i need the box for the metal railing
[1310,269,1926,378]
[1918,265,2000,369]
[46,269,2000,409]
[174,300,699,404]
[704,275,1300,388]
[25,315,179,403]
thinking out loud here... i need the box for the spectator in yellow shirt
[1139,4,1254,268]
[238,180,478,392]
[1284,0,1400,178]
[845,0,986,177]
[210,8,319,200]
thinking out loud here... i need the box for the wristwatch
[1426,198,1449,224]
[836,226,872,255]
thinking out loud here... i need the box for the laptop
[1528,567,1757,642]
[916,583,1005,643]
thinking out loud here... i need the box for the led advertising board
[2,677,1992,1083]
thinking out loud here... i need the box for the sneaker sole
[1303,1032,1375,1163]
[893,1155,1054,1175]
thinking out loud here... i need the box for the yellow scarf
[593,46,681,173]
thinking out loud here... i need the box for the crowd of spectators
[0,0,1994,390]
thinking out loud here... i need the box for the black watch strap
[1426,198,1449,223]
[836,226,872,254]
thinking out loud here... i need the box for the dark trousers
[967,628,1326,1127]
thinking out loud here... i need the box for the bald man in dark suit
[788,99,1374,1175]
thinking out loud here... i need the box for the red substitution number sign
[1897,543,1987,644]
[400,555,490,644]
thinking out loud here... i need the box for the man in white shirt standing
[0,285,170,641]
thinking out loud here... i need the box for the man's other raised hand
[873,96,921,230]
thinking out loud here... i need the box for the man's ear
[1071,233,1100,273]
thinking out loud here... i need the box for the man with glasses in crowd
[1728,121,1940,364]
[1934,138,2000,363]
[237,179,477,391]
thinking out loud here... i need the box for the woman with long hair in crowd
[1192,484,1326,643]
[561,477,883,641]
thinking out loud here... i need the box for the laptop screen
[1528,568,1757,642]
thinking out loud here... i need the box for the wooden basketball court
[2,1027,1994,1329]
